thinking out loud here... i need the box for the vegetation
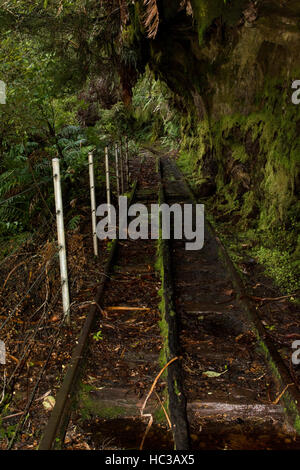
[0,0,300,451]
[0,0,298,291]
[0,1,133,243]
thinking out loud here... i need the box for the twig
[272,383,294,405]
[1,411,24,421]
[139,357,178,450]
[106,306,151,311]
[139,414,153,451]
[250,293,298,302]
[34,390,51,402]
[154,391,171,429]
[2,261,27,289]
[0,368,6,405]
[285,333,300,340]
[27,157,54,220]
[8,354,19,364]
[0,260,56,332]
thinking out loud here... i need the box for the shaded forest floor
[0,193,110,449]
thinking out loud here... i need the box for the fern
[143,0,160,39]
[59,125,81,139]
[67,215,81,231]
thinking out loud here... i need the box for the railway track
[39,150,300,450]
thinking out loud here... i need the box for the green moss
[256,338,300,436]
[251,246,299,294]
[77,384,128,420]
[154,406,166,424]
[257,338,281,382]
[173,379,180,397]
[294,415,300,434]
[96,406,127,419]
[231,143,249,163]
[190,0,247,44]
[156,190,173,374]
[255,338,300,435]
[177,74,299,250]
[158,288,170,373]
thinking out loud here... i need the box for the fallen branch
[8,354,19,364]
[1,411,24,421]
[139,356,178,450]
[285,333,300,340]
[106,306,151,311]
[250,293,298,302]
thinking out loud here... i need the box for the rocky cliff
[126,0,300,256]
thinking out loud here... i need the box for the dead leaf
[202,370,227,378]
[223,289,234,296]
[43,396,55,411]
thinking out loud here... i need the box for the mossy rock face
[130,1,300,284]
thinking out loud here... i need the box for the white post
[88,151,98,257]
[115,143,120,198]
[119,142,124,195]
[125,136,129,190]
[52,158,70,324]
[105,146,112,225]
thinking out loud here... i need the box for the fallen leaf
[223,289,234,296]
[50,315,59,322]
[202,370,227,378]
[43,396,56,411]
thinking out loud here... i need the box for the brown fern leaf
[119,0,129,26]
[179,0,193,16]
[143,0,159,39]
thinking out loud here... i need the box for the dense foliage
[0,0,299,292]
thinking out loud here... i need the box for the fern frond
[59,125,81,139]
[119,0,129,26]
[143,0,159,39]
[68,215,81,231]
[179,0,193,16]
